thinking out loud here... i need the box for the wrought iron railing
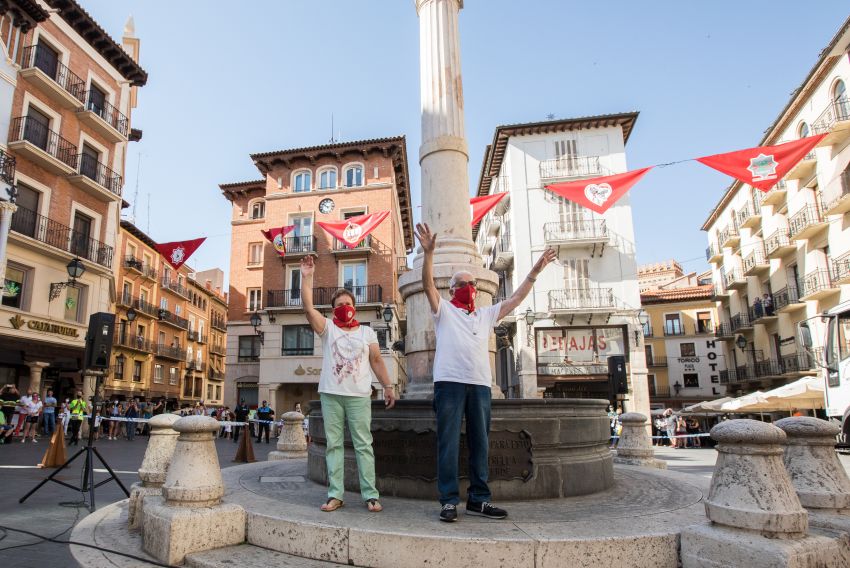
[73,153,123,195]
[81,90,129,137]
[788,205,824,239]
[743,249,768,273]
[800,269,835,298]
[822,169,850,212]
[333,235,372,251]
[161,277,190,299]
[764,229,792,256]
[646,356,667,367]
[20,44,86,102]
[832,250,850,282]
[114,332,153,353]
[723,269,745,289]
[281,235,316,254]
[548,288,616,311]
[267,284,383,308]
[812,96,850,135]
[123,256,157,280]
[714,322,733,337]
[154,344,186,361]
[9,115,77,169]
[211,316,226,331]
[133,298,159,318]
[773,285,802,311]
[718,224,739,246]
[736,201,761,226]
[543,219,608,242]
[0,148,15,185]
[539,156,602,180]
[730,312,751,332]
[158,309,189,330]
[210,342,226,356]
[706,243,720,261]
[9,204,113,267]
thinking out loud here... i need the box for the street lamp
[636,309,650,345]
[49,258,86,300]
[381,305,393,323]
[126,307,137,322]
[250,311,264,344]
[523,308,537,347]
[735,334,747,352]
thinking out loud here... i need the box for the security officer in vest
[68,391,88,445]
[255,401,274,444]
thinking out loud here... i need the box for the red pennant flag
[696,135,826,191]
[261,225,296,257]
[544,167,652,214]
[155,238,206,270]
[470,193,507,227]
[317,211,390,249]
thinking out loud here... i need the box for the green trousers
[320,393,379,501]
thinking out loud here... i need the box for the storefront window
[2,265,25,309]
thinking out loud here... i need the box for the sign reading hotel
[535,326,626,377]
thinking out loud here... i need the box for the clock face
[319,198,335,214]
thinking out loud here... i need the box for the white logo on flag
[747,153,778,182]
[342,223,363,244]
[272,234,286,253]
[170,246,186,265]
[584,183,613,207]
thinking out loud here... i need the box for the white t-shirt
[18,395,31,415]
[433,298,502,387]
[318,319,379,397]
[27,400,42,415]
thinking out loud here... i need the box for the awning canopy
[719,378,825,413]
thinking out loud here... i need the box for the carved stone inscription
[373,430,533,482]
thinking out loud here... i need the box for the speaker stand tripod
[19,372,129,512]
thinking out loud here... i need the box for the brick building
[0,2,146,399]
[111,220,228,409]
[220,136,413,411]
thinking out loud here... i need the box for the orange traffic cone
[38,427,67,468]
[233,429,256,463]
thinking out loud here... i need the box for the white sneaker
[32,439,37,443]
[20,438,25,443]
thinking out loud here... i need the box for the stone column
[24,361,50,395]
[776,416,850,538]
[613,412,665,469]
[399,0,500,399]
[269,411,307,460]
[680,419,842,567]
[142,416,245,565]
[128,413,180,530]
[0,200,17,291]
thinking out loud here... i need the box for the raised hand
[531,248,557,277]
[415,223,437,253]
[300,254,316,277]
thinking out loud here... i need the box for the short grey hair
[449,271,473,289]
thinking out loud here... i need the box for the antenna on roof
[146,193,151,233]
[131,153,142,223]
[330,113,337,144]
[546,113,555,120]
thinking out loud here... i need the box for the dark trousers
[433,381,491,506]
[43,413,55,435]
[69,418,82,444]
[257,422,270,443]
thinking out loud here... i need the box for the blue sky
[85,0,848,281]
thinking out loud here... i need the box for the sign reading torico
[8,315,80,338]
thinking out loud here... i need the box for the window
[207,384,213,400]
[318,168,337,189]
[282,325,314,356]
[87,82,106,116]
[376,328,389,350]
[290,215,313,253]
[683,373,699,388]
[291,215,312,236]
[697,312,712,333]
[247,288,262,311]
[342,262,367,302]
[248,242,263,266]
[183,376,193,397]
[664,314,683,336]
[798,121,810,138]
[562,258,590,291]
[158,330,166,346]
[216,385,222,400]
[343,165,363,187]
[287,266,302,304]
[160,298,168,310]
[80,143,100,182]
[2,263,27,309]
[11,184,40,238]
[122,281,132,304]
[24,106,51,150]
[680,343,696,357]
[154,364,163,384]
[293,170,311,193]
[169,367,178,385]
[133,361,142,382]
[250,201,265,219]
[33,40,60,80]
[834,79,846,102]
[71,211,93,260]
[64,285,84,322]
[644,345,654,364]
[114,356,125,380]
[175,305,181,316]
[238,336,261,362]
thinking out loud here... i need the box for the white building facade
[474,113,649,416]
[702,18,850,395]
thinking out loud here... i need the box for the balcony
[123,256,157,281]
[779,352,817,375]
[539,156,603,182]
[133,298,159,318]
[9,205,113,268]
[730,312,752,332]
[114,332,153,354]
[760,180,787,207]
[719,369,737,384]
[811,96,850,146]
[743,248,769,276]
[154,344,187,361]
[694,322,715,335]
[186,361,206,373]
[718,224,740,249]
[764,229,795,259]
[491,232,514,270]
[663,326,686,337]
[788,205,827,241]
[723,269,748,291]
[158,309,189,330]
[647,356,667,367]
[19,45,86,109]
[754,359,782,378]
[117,291,133,308]
[749,299,778,324]
[711,283,729,298]
[832,251,850,285]
[714,323,734,338]
[8,116,77,175]
[161,277,190,299]
[649,386,671,398]
[774,286,806,313]
[547,288,617,314]
[543,219,608,249]
[267,284,384,310]
[706,243,722,263]
[799,269,839,301]
[208,370,225,381]
[332,235,374,257]
[734,365,757,383]
[67,153,123,201]
[821,169,850,216]
[187,330,208,343]
[278,235,316,259]
[786,150,817,180]
[211,317,226,332]
[210,342,226,356]
[76,90,129,142]
[736,200,762,230]
[491,176,510,215]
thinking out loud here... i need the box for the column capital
[415,0,462,16]
[0,200,17,213]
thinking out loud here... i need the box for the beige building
[638,260,685,292]
[703,17,850,395]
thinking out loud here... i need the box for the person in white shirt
[21,392,43,443]
[300,255,396,514]
[415,223,555,523]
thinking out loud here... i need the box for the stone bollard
[776,416,850,539]
[613,412,666,469]
[680,419,842,567]
[268,411,307,460]
[141,416,245,565]
[128,413,179,530]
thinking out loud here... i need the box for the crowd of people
[652,409,704,448]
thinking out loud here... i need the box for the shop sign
[294,365,321,376]
[9,314,79,338]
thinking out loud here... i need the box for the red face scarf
[450,283,476,313]
[332,305,359,329]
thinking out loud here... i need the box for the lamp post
[49,258,86,301]
[250,311,264,344]
[523,307,537,347]
[636,309,650,346]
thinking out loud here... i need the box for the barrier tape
[610,433,712,440]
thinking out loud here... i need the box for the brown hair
[331,288,356,307]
